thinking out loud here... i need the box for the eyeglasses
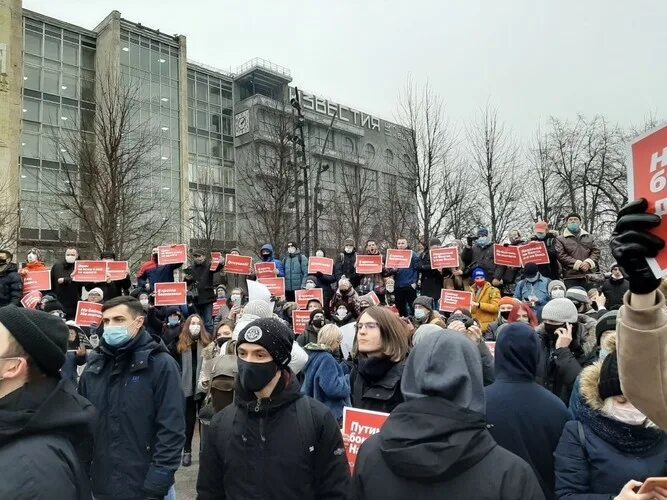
[356,321,379,331]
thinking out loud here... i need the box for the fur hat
[566,212,582,222]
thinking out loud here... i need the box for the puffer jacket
[462,242,496,278]
[0,262,23,306]
[470,282,501,333]
[531,234,561,280]
[555,229,601,279]
[301,345,350,422]
[259,244,285,277]
[283,252,308,291]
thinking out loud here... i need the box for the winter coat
[176,341,206,398]
[0,262,23,307]
[297,324,321,348]
[85,275,131,302]
[136,259,182,293]
[462,242,496,278]
[79,329,185,500]
[350,358,405,413]
[577,313,598,358]
[393,251,420,288]
[514,274,552,318]
[329,288,361,318]
[196,371,350,499]
[418,250,444,303]
[283,252,308,291]
[184,260,222,305]
[531,234,561,280]
[485,323,571,500]
[51,260,84,318]
[470,282,501,333]
[554,356,667,498]
[334,250,359,287]
[555,229,601,280]
[600,277,629,311]
[493,241,526,288]
[259,243,285,277]
[310,271,337,306]
[0,378,97,500]
[478,340,496,386]
[617,288,667,430]
[301,345,351,422]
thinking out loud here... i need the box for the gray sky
[24,0,667,140]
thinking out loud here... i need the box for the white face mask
[27,253,37,263]
[305,282,316,290]
[337,308,347,319]
[386,285,395,293]
[189,324,201,336]
[602,398,647,426]
[65,255,77,264]
[316,251,324,258]
[139,298,150,308]
[344,246,354,254]
[551,289,565,299]
[288,247,296,254]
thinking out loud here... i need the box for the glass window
[81,108,95,131]
[63,42,78,66]
[140,45,150,71]
[61,105,78,129]
[23,66,41,91]
[196,81,207,101]
[196,110,208,130]
[61,73,77,99]
[209,86,221,105]
[364,143,376,160]
[197,136,208,155]
[187,107,195,128]
[223,145,234,161]
[222,116,231,135]
[21,166,40,191]
[21,133,39,158]
[81,46,95,69]
[44,36,60,61]
[211,114,221,133]
[81,78,94,102]
[22,97,40,122]
[169,55,178,79]
[25,31,43,56]
[343,136,355,154]
[43,101,59,126]
[43,69,59,95]
[187,78,195,100]
[210,138,222,158]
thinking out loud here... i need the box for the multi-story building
[1,0,412,266]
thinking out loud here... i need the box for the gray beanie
[242,300,274,318]
[548,280,566,294]
[542,298,579,324]
[566,287,589,305]
[413,295,434,312]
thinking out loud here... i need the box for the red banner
[486,341,496,357]
[224,254,253,275]
[258,277,285,298]
[430,247,459,269]
[154,282,187,306]
[308,256,334,275]
[210,252,223,271]
[255,262,276,279]
[385,249,412,269]
[295,288,324,309]
[367,291,380,305]
[72,261,107,282]
[292,310,311,334]
[438,289,473,312]
[106,261,129,281]
[20,290,42,309]
[212,298,227,318]
[75,301,103,327]
[518,241,550,266]
[343,407,389,472]
[629,123,667,277]
[493,244,521,267]
[157,244,187,265]
[355,255,383,274]
[23,270,52,293]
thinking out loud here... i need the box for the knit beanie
[242,300,274,319]
[596,310,618,345]
[42,300,65,314]
[548,280,566,294]
[429,238,442,247]
[477,228,489,237]
[237,318,293,367]
[309,308,325,322]
[304,275,318,286]
[344,238,355,247]
[566,212,582,222]
[523,263,539,278]
[598,352,622,400]
[0,305,68,375]
[541,298,578,324]
[499,296,519,307]
[88,288,104,300]
[472,267,486,280]
[566,287,589,305]
[413,295,434,311]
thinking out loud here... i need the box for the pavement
[174,429,201,499]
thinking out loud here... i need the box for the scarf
[357,354,396,384]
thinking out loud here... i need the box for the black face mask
[237,358,278,393]
[0,259,6,265]
[543,323,565,340]
[313,318,325,328]
[500,310,511,320]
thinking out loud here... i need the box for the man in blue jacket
[259,243,285,278]
[136,247,183,293]
[282,241,307,301]
[79,296,185,500]
[390,238,420,317]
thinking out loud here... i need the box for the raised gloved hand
[610,198,665,294]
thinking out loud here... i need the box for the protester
[197,318,349,499]
[0,249,22,307]
[183,249,223,333]
[62,320,88,386]
[351,332,544,500]
[469,267,501,333]
[198,320,234,394]
[297,308,327,347]
[514,262,551,318]
[49,247,83,320]
[485,323,571,500]
[309,249,337,306]
[301,324,350,423]
[508,302,539,328]
[213,286,244,328]
[332,302,355,327]
[282,241,308,301]
[350,306,409,413]
[564,286,600,355]
[258,243,285,277]
[555,213,601,289]
[492,229,525,295]
[329,277,360,318]
[486,296,519,340]
[334,238,360,288]
[567,285,605,320]
[219,248,247,294]
[532,221,561,280]
[548,279,567,299]
[600,263,629,311]
[79,296,185,500]
[136,246,183,293]
[411,295,446,328]
[595,310,618,362]
[175,314,211,467]
[86,250,132,301]
[389,238,420,316]
[462,228,496,279]
[86,287,103,303]
[381,276,397,310]
[19,247,48,296]
[418,237,445,304]
[357,239,386,299]
[0,306,97,500]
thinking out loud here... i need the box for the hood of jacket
[0,377,96,450]
[379,396,495,481]
[401,331,485,414]
[260,244,275,260]
[495,323,538,382]
[0,262,18,276]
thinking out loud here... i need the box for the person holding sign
[555,213,601,289]
[462,228,496,281]
[0,249,22,307]
[514,262,551,318]
[50,247,84,320]
[469,268,501,334]
[492,229,525,296]
[531,221,561,280]
[309,249,337,306]
[258,243,285,277]
[197,318,349,499]
[19,247,48,297]
[418,238,446,304]
[385,238,420,317]
[351,331,543,500]
[84,251,131,302]
[283,242,308,302]
[184,249,224,334]
[137,246,183,293]
[334,238,360,289]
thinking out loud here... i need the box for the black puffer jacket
[0,377,97,500]
[600,277,629,311]
[350,358,405,414]
[334,251,359,287]
[184,259,222,305]
[0,262,22,306]
[51,260,84,318]
[531,234,560,280]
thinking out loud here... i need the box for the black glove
[315,271,323,278]
[610,198,665,294]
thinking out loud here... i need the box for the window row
[120,41,179,80]
[188,162,235,187]
[24,30,94,69]
[187,108,232,135]
[186,76,233,105]
[23,65,94,101]
[187,134,234,160]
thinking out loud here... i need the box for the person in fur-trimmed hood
[554,337,667,499]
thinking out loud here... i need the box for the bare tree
[331,161,378,248]
[187,168,226,254]
[0,178,19,252]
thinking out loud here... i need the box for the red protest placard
[20,290,42,309]
[385,249,412,269]
[629,123,667,277]
[255,262,276,279]
[493,244,521,267]
[295,288,324,309]
[292,310,311,334]
[224,254,253,275]
[308,256,334,275]
[154,282,187,306]
[258,277,285,298]
[486,341,496,357]
[355,255,383,274]
[72,260,107,282]
[22,270,51,293]
[106,261,129,281]
[438,289,473,312]
[367,291,380,305]
[518,241,550,266]
[212,298,227,318]
[75,301,103,327]
[157,244,187,265]
[430,247,459,269]
[210,252,223,271]
[343,407,389,472]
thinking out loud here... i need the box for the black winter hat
[237,318,293,367]
[413,295,434,311]
[598,352,622,400]
[0,305,68,375]
[595,310,618,345]
[523,262,539,278]
[309,308,325,322]
[566,212,582,222]
[42,300,65,314]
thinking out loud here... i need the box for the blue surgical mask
[103,326,132,347]
[414,308,427,320]
[535,232,546,240]
[567,223,580,233]
[477,237,490,247]
[168,318,180,327]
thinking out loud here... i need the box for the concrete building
[2,0,411,266]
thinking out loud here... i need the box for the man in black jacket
[51,247,84,320]
[79,296,185,500]
[600,263,629,311]
[184,249,222,334]
[334,238,360,288]
[84,251,132,301]
[532,221,560,280]
[197,318,349,499]
[0,306,97,500]
[0,250,22,307]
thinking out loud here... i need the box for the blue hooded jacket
[301,346,350,422]
[485,323,571,500]
[260,244,285,277]
[394,251,420,288]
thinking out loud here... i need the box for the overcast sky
[24,0,666,140]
